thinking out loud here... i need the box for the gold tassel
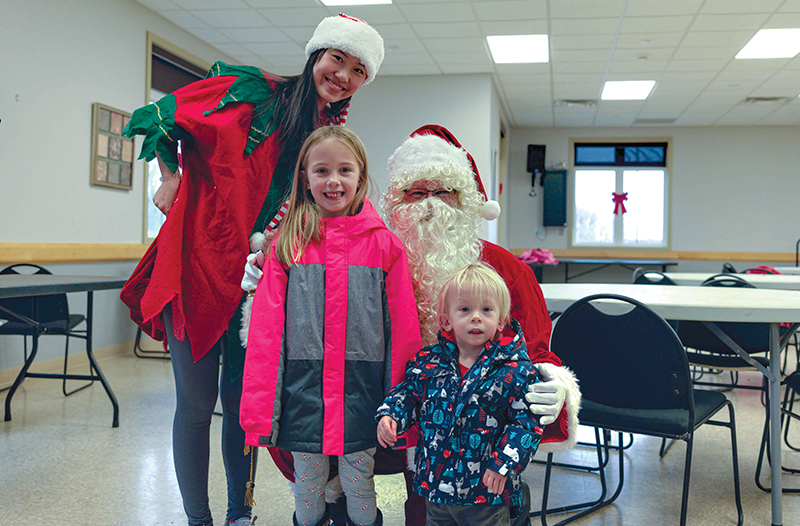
[244,445,256,507]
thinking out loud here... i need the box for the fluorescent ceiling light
[321,0,392,5]
[736,28,800,59]
[601,80,655,100]
[487,35,549,63]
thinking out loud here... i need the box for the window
[571,141,669,248]
[142,34,209,243]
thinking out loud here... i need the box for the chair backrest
[551,294,691,411]
[0,264,70,325]
[721,262,738,273]
[700,273,754,288]
[678,273,767,354]
[743,265,781,275]
[633,270,677,286]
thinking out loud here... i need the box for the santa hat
[387,124,501,220]
[306,13,384,85]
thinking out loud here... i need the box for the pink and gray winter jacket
[240,199,422,455]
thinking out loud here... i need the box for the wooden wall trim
[0,243,148,264]
[509,247,796,263]
[0,242,794,265]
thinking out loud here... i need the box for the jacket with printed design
[376,319,542,508]
[240,199,422,455]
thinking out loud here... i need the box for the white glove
[525,374,567,426]
[241,252,263,292]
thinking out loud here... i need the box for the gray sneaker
[229,516,256,526]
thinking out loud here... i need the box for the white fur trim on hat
[305,13,384,85]
[481,200,501,221]
[388,134,473,189]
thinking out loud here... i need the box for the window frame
[568,137,672,250]
[141,33,210,244]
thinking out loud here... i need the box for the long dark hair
[254,49,352,168]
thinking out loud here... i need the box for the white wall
[0,0,235,245]
[507,126,800,253]
[345,73,495,237]
[0,0,236,370]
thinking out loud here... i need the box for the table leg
[769,323,782,525]
[4,297,40,422]
[84,291,119,427]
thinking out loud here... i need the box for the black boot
[345,508,382,526]
[293,505,332,526]
[329,495,348,526]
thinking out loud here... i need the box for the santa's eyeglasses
[403,188,457,200]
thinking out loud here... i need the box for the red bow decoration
[612,192,628,215]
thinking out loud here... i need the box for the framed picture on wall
[90,103,134,190]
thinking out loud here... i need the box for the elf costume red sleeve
[121,62,340,363]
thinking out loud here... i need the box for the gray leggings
[292,449,378,526]
[164,306,256,526]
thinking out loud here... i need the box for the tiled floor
[1,348,798,526]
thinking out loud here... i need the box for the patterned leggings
[292,449,378,526]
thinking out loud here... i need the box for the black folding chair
[538,294,742,526]
[0,264,90,396]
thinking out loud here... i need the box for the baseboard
[0,342,133,391]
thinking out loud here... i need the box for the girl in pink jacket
[240,126,421,526]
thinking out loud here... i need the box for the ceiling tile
[324,5,407,25]
[370,23,416,40]
[191,8,269,27]
[384,38,428,54]
[135,0,179,9]
[383,52,436,65]
[242,41,304,56]
[378,64,442,75]
[439,63,495,73]
[691,14,771,31]
[421,37,486,53]
[494,62,551,75]
[552,85,602,99]
[608,59,668,73]
[549,0,625,19]
[551,33,616,50]
[553,48,612,62]
[218,27,291,43]
[624,0,704,17]
[254,7,329,27]
[185,26,231,44]
[246,0,316,7]
[430,51,492,65]
[550,18,620,35]
[674,46,738,60]
[480,20,549,35]
[171,0,248,8]
[614,32,684,48]
[620,16,694,34]
[553,108,597,127]
[552,61,608,74]
[412,22,482,38]
[157,9,207,28]
[679,30,753,48]
[700,0,783,15]
[715,104,781,124]
[764,13,800,28]
[473,1,547,21]
[397,2,476,23]
[779,0,800,12]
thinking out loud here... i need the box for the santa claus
[375,124,581,526]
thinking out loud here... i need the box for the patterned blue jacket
[376,318,543,508]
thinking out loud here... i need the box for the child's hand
[261,231,276,254]
[482,470,507,495]
[377,416,398,448]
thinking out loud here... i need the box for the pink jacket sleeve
[240,244,288,446]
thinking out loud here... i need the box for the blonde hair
[435,263,511,329]
[275,126,373,266]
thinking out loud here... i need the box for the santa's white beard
[389,197,482,344]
